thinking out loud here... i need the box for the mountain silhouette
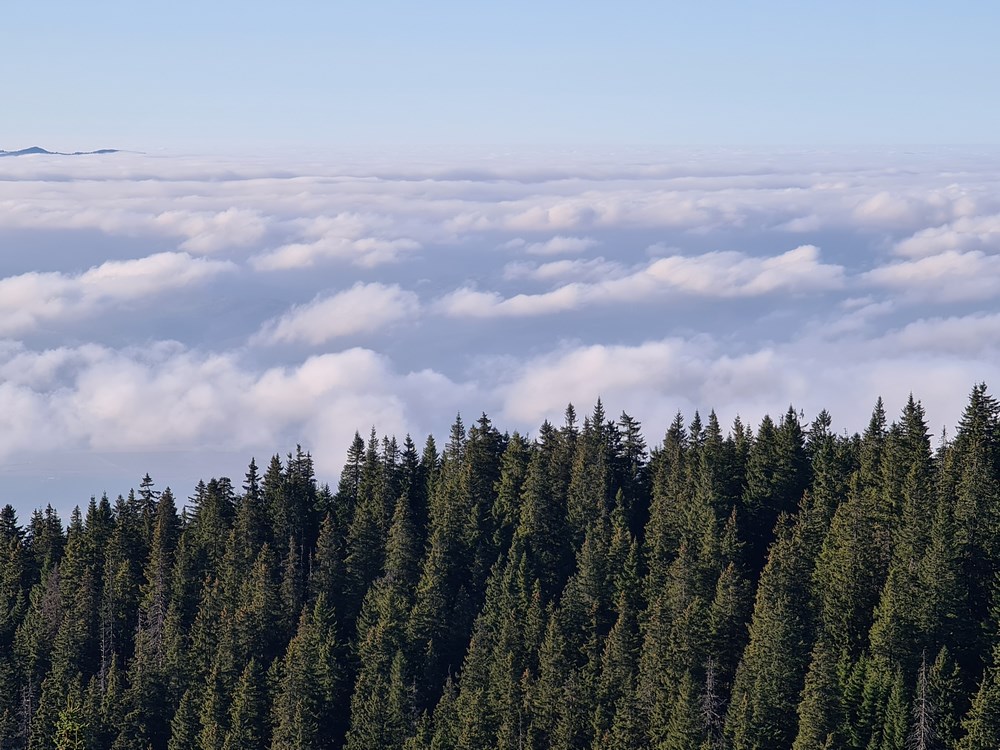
[0,146,120,157]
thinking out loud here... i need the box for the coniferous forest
[5,387,1000,750]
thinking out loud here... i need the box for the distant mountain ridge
[0,146,120,157]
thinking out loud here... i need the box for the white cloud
[812,297,895,337]
[253,282,420,345]
[3,149,1000,507]
[643,244,843,296]
[154,208,267,253]
[0,253,235,335]
[503,235,600,256]
[493,329,1000,445]
[879,313,1000,356]
[249,213,426,269]
[0,341,476,476]
[864,250,1000,302]
[436,285,585,318]
[439,245,844,318]
[0,190,268,254]
[498,339,711,424]
[895,214,1000,258]
[252,237,421,270]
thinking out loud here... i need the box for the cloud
[894,214,1000,258]
[436,286,584,318]
[3,148,1000,509]
[503,235,600,256]
[251,236,421,270]
[812,297,895,337]
[497,338,713,424]
[0,341,475,476]
[864,250,1000,302]
[154,208,268,253]
[0,189,268,254]
[253,282,420,345]
[502,257,626,283]
[878,313,1000,356]
[493,328,1000,443]
[250,212,422,269]
[643,244,843,296]
[439,245,844,318]
[0,253,235,335]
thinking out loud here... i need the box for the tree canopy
[2,389,999,749]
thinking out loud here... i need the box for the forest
[2,386,1000,750]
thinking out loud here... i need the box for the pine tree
[927,646,962,750]
[793,639,843,750]
[53,685,91,750]
[168,689,199,750]
[725,505,821,750]
[346,577,412,750]
[407,415,481,712]
[270,595,341,750]
[492,432,531,556]
[949,385,1000,654]
[463,413,506,592]
[645,411,691,591]
[813,471,893,658]
[880,670,909,750]
[345,430,391,617]
[221,659,266,750]
[661,670,707,750]
[512,421,573,600]
[741,409,810,578]
[958,642,1000,750]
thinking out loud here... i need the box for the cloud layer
[2,147,1000,511]
[0,252,234,335]
[254,283,420,345]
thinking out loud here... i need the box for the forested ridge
[3,387,1000,750]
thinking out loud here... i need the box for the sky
[2,4,1000,516]
[3,1,1000,150]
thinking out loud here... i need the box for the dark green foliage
[741,408,811,578]
[725,503,822,750]
[813,403,895,660]
[662,670,706,750]
[792,639,843,750]
[222,658,266,750]
[512,420,574,600]
[270,595,341,750]
[7,389,1000,750]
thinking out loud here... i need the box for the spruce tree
[725,505,821,750]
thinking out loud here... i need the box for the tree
[793,639,843,750]
[661,671,706,750]
[741,409,810,578]
[725,506,820,750]
[222,659,266,750]
[271,595,341,750]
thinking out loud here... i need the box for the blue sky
[4,1,999,150]
[2,4,1000,516]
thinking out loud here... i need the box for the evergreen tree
[662,670,707,750]
[725,504,822,750]
[221,659,266,750]
[793,639,843,750]
[512,421,573,600]
[740,409,810,577]
[270,595,341,750]
[4,390,1000,750]
[168,689,199,750]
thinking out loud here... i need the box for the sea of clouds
[2,146,999,511]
